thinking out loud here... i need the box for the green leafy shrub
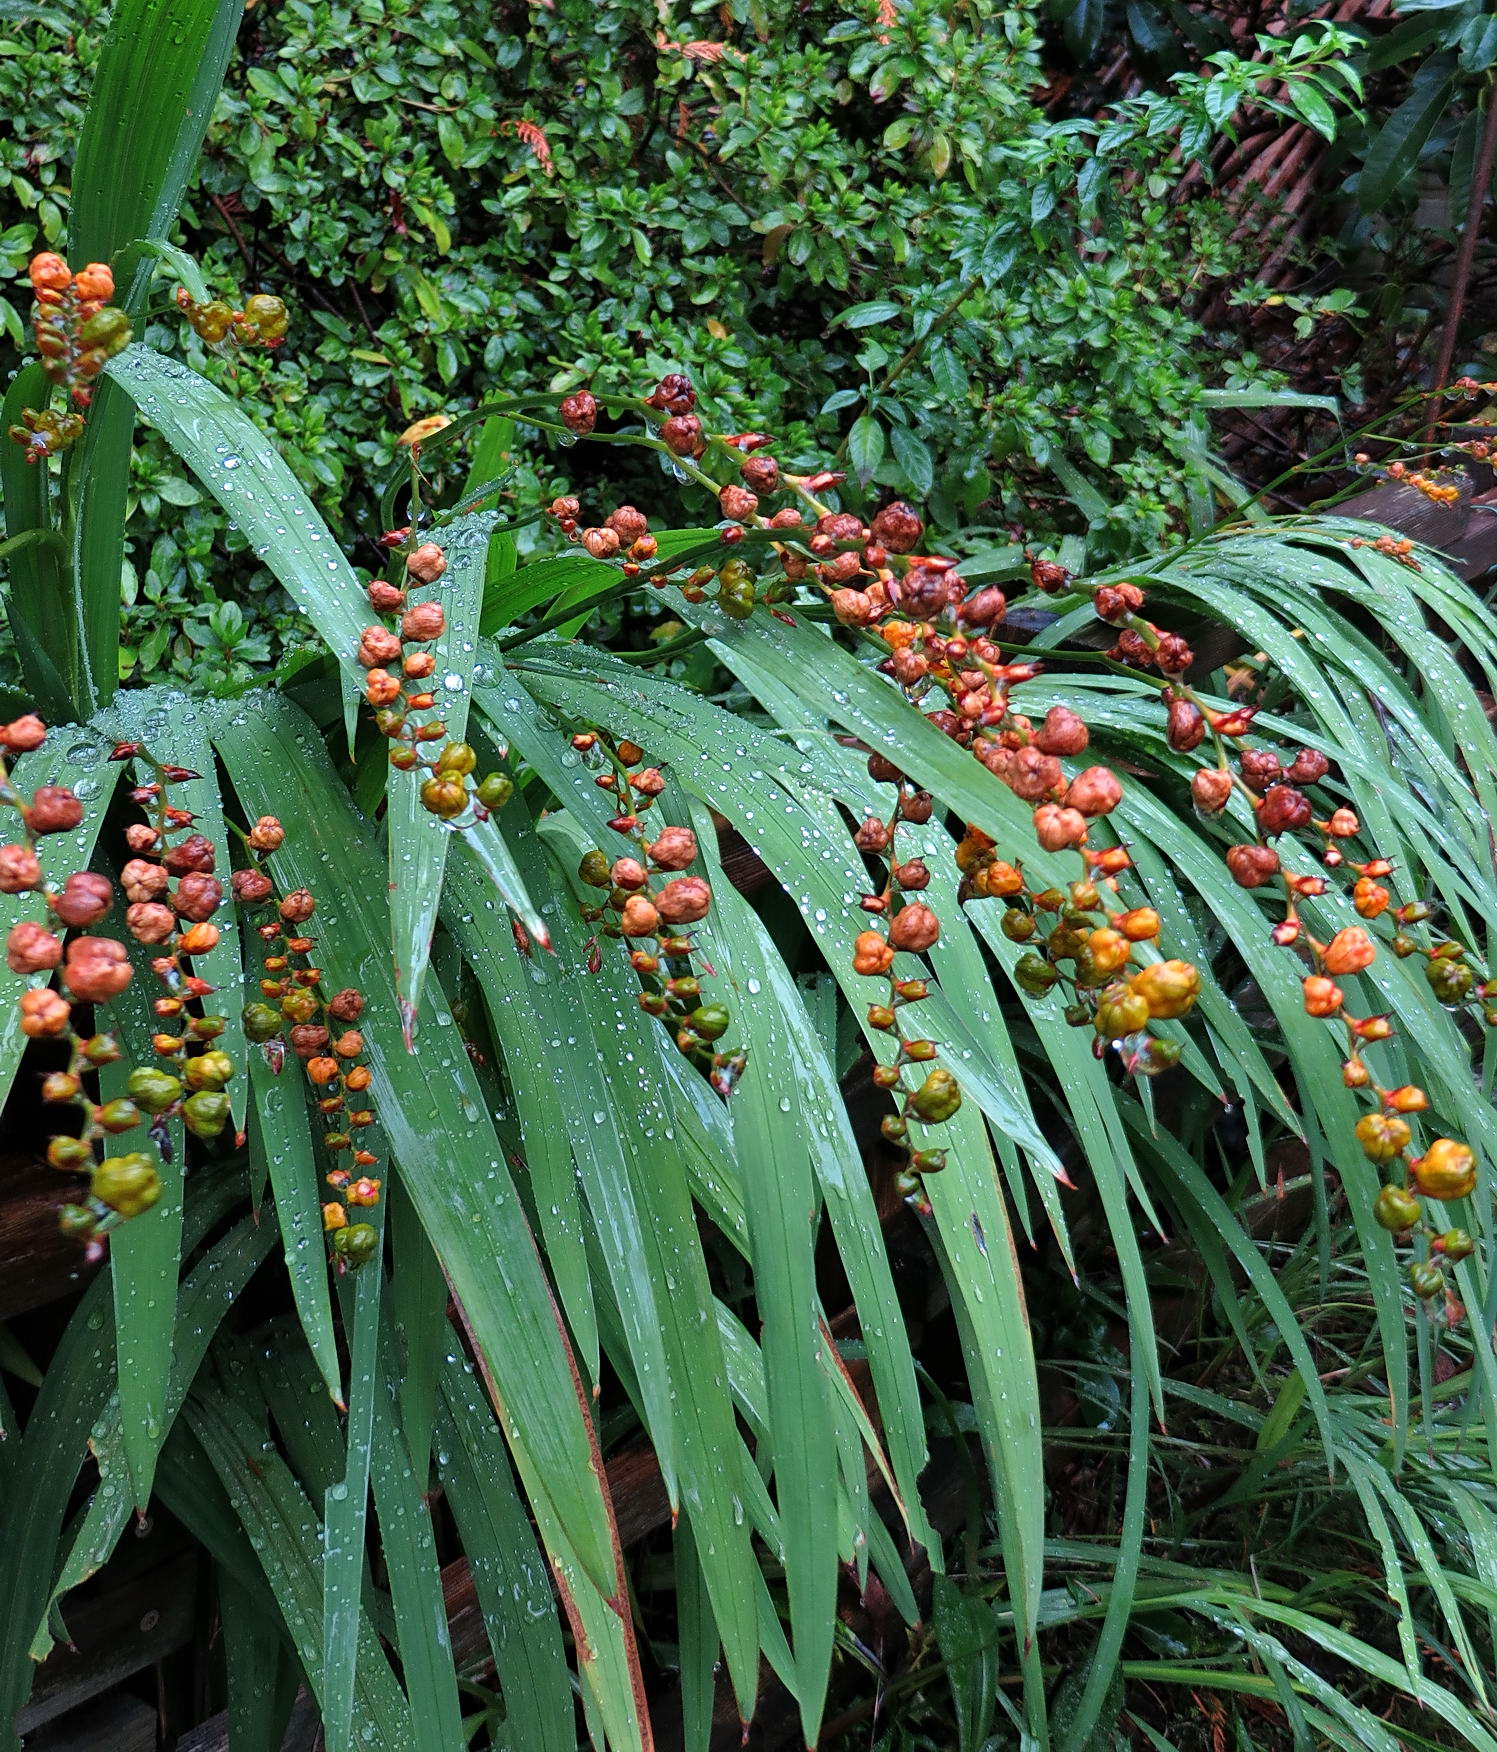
[1,0,1359,684]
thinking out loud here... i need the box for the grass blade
[323,1242,383,1752]
[434,1368,576,1752]
[186,1383,415,1748]
[0,364,75,719]
[30,1199,273,1660]
[370,1371,465,1751]
[220,1569,301,1752]
[0,1277,118,1752]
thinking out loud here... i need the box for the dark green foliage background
[3,0,1328,682]
[0,0,1276,679]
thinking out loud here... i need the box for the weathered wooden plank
[21,1692,156,1752]
[17,1552,197,1735]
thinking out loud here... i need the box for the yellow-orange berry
[1409,1138,1476,1200]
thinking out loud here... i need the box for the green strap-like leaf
[68,0,242,276]
[369,1372,465,1750]
[102,346,371,679]
[438,1357,648,1752]
[246,1045,342,1404]
[323,1248,383,1752]
[208,690,621,1598]
[31,1199,273,1661]
[0,1278,118,1752]
[0,364,77,720]
[185,1386,415,1749]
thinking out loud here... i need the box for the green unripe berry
[1095,984,1150,1040]
[909,1067,962,1124]
[1439,1227,1476,1261]
[420,775,468,818]
[244,292,289,340]
[184,1050,234,1092]
[243,1003,283,1043]
[193,299,235,343]
[280,989,318,1024]
[717,578,756,620]
[79,307,132,355]
[437,741,477,775]
[1139,1038,1182,1074]
[128,1068,184,1115]
[1373,1184,1421,1232]
[579,850,612,888]
[1408,1260,1445,1300]
[476,773,513,810]
[97,1099,142,1133]
[47,1135,94,1171]
[182,1090,230,1139]
[58,1203,97,1239]
[689,1004,730,1042]
[92,1152,161,1218]
[1428,958,1474,1005]
[1014,952,1059,996]
[332,1222,379,1266]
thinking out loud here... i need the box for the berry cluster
[1180,675,1491,1314]
[1,720,236,1255]
[1349,384,1497,522]
[232,823,382,1270]
[542,374,854,621]
[572,735,742,1097]
[515,371,1490,1243]
[8,254,132,460]
[176,286,289,348]
[356,546,514,824]
[848,767,957,1187]
[529,375,1208,1189]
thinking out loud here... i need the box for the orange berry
[1321,927,1375,976]
[29,253,71,293]
[1386,1085,1428,1114]
[72,263,114,301]
[1302,975,1343,1017]
[853,930,895,977]
[1353,878,1389,919]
